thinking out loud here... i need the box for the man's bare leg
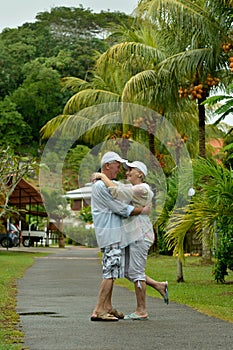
[91,278,117,318]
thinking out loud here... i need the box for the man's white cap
[125,161,148,176]
[101,151,127,167]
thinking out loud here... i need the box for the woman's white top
[109,182,154,247]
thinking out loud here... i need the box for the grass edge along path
[116,254,233,323]
[0,251,48,350]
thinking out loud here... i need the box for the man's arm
[130,204,151,216]
[92,180,134,218]
[92,176,151,217]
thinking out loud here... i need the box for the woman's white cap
[125,161,148,176]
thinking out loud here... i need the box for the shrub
[213,222,233,282]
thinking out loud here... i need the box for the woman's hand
[91,172,103,183]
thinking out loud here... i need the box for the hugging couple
[90,151,168,322]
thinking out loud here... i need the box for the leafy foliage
[203,83,233,134]
[0,147,38,219]
[0,6,132,154]
[164,157,233,281]
[213,220,233,282]
[0,97,32,148]
[79,205,93,223]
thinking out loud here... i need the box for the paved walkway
[16,246,233,350]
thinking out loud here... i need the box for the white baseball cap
[101,151,127,167]
[125,161,148,176]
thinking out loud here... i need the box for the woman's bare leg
[146,275,168,302]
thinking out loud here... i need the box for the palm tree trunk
[177,258,184,282]
[198,97,212,262]
[198,97,206,158]
[148,132,155,156]
[201,221,212,264]
[148,132,159,253]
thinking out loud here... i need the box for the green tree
[0,6,132,153]
[0,97,32,151]
[63,144,95,190]
[11,60,65,142]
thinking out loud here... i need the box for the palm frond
[61,77,92,93]
[40,114,70,139]
[164,157,233,259]
[63,89,121,114]
[202,95,233,106]
[97,42,166,74]
[138,0,231,42]
[164,208,194,258]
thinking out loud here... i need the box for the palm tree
[203,82,233,135]
[164,157,233,279]
[41,17,199,158]
[129,0,233,157]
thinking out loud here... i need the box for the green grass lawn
[0,251,232,349]
[0,251,47,350]
[116,254,233,323]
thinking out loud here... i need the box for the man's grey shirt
[91,180,134,248]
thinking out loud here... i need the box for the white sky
[208,115,233,127]
[0,0,138,31]
[0,0,232,126]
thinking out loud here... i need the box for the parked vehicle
[21,230,46,247]
[0,223,19,248]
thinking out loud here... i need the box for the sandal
[124,312,149,321]
[163,281,169,305]
[110,308,124,319]
[91,312,119,322]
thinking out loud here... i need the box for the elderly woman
[92,160,168,320]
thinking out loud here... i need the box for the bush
[79,205,93,223]
[66,224,97,247]
[213,223,233,283]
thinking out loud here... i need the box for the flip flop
[124,312,149,321]
[91,312,119,322]
[110,308,124,319]
[163,281,169,305]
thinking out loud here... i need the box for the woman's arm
[91,172,117,188]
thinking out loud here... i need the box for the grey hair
[136,168,146,182]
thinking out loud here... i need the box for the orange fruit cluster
[229,56,233,72]
[134,117,156,134]
[133,117,144,128]
[222,42,233,72]
[109,130,132,139]
[222,42,232,53]
[179,75,220,100]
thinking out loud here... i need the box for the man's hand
[141,203,151,215]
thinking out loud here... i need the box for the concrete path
[16,246,233,350]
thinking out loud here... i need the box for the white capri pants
[124,239,152,283]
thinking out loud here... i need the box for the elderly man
[91,151,148,322]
